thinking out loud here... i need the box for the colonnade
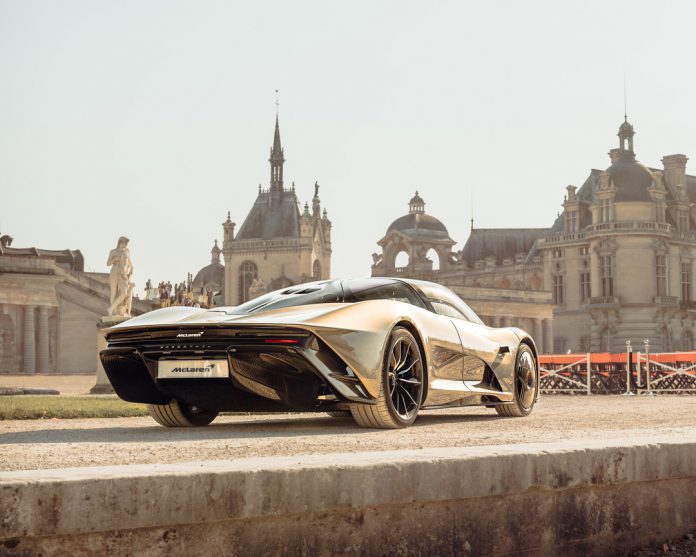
[21,305,51,374]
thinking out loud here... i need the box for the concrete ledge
[2,437,696,556]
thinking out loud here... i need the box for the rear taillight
[263,338,300,345]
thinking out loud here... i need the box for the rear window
[227,281,342,315]
[342,278,427,308]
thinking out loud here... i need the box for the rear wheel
[147,399,218,427]
[496,344,537,417]
[350,327,424,429]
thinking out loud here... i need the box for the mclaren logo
[171,365,216,373]
[176,332,204,338]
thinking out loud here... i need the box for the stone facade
[371,193,555,353]
[539,119,696,353]
[222,116,332,305]
[0,238,150,374]
[373,119,696,354]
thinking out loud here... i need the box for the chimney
[662,154,688,190]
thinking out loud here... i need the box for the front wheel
[350,327,424,429]
[496,343,538,417]
[147,399,218,427]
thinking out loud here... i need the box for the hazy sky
[2,0,696,293]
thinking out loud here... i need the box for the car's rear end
[100,324,374,416]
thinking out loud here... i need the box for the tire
[496,343,538,417]
[350,327,424,429]
[147,399,218,427]
[326,411,351,418]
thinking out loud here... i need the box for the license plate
[157,359,229,379]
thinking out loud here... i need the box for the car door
[425,297,505,392]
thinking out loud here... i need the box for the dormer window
[566,211,578,233]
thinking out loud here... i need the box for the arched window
[312,259,322,280]
[394,251,410,269]
[681,329,694,352]
[238,261,258,304]
[425,248,440,271]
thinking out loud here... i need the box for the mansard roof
[235,189,302,240]
[549,168,696,233]
[460,228,548,266]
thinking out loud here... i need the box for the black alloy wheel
[386,332,423,421]
[350,327,424,428]
[496,343,538,417]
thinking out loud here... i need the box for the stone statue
[0,234,13,248]
[652,170,665,191]
[106,236,134,317]
[248,278,266,300]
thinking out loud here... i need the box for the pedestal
[90,316,129,394]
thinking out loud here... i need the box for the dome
[606,159,654,202]
[387,192,451,239]
[387,213,450,238]
[192,262,224,292]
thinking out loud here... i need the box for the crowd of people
[144,277,216,309]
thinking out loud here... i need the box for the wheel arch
[393,319,429,405]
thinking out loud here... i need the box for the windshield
[226,281,343,315]
[411,282,484,324]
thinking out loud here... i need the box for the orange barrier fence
[538,352,696,394]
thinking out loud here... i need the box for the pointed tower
[269,116,285,193]
[223,109,332,304]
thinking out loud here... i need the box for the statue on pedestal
[107,236,134,317]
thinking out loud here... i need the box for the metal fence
[539,346,696,395]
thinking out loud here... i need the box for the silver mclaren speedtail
[100,278,539,429]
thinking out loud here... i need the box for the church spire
[269,114,285,193]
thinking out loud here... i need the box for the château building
[373,117,696,354]
[539,118,696,352]
[222,115,332,305]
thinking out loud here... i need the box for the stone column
[533,318,543,353]
[37,306,50,373]
[23,305,36,374]
[542,318,554,355]
[490,316,500,328]
[500,316,509,327]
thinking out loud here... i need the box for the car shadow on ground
[0,411,503,445]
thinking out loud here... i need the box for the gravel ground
[1,396,695,472]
